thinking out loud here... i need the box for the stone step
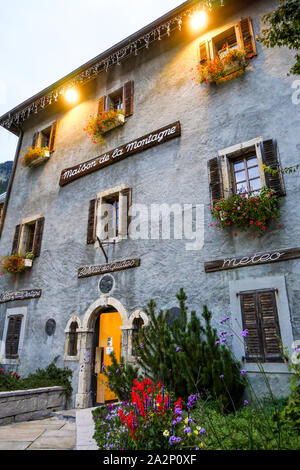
[50,409,76,423]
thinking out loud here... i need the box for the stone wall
[0,386,66,426]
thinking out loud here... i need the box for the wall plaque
[0,289,42,304]
[99,275,114,294]
[45,319,56,336]
[205,247,300,273]
[78,258,140,279]
[59,121,181,187]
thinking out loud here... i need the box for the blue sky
[0,0,183,164]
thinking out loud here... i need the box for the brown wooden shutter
[121,188,132,235]
[199,41,210,64]
[32,132,39,149]
[32,217,45,257]
[87,199,97,244]
[208,158,224,210]
[123,81,134,117]
[11,225,21,254]
[261,139,286,197]
[49,121,58,152]
[5,315,22,359]
[239,18,257,58]
[258,291,283,362]
[240,293,264,362]
[98,96,106,115]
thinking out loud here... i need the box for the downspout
[0,127,24,238]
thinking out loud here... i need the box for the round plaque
[99,275,115,294]
[45,319,56,336]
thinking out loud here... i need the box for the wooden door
[96,312,122,403]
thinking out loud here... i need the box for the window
[98,81,134,117]
[87,186,132,245]
[32,121,58,153]
[5,315,23,359]
[231,152,262,195]
[240,289,283,363]
[68,322,78,357]
[208,137,286,209]
[12,217,45,257]
[132,317,144,356]
[199,18,257,64]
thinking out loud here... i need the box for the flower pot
[101,114,125,135]
[27,150,50,168]
[24,259,33,268]
[215,66,245,84]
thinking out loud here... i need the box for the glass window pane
[236,183,248,194]
[247,157,258,168]
[250,178,262,192]
[233,161,244,172]
[235,170,246,183]
[248,166,260,179]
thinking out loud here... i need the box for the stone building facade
[0,0,299,408]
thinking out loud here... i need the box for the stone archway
[75,296,129,409]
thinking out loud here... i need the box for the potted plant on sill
[212,187,281,238]
[84,109,125,144]
[24,252,35,268]
[0,253,26,276]
[197,47,251,85]
[21,146,50,168]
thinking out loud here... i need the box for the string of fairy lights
[0,0,225,130]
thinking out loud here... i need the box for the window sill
[243,362,291,374]
[0,358,19,365]
[64,355,80,362]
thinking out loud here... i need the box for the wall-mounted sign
[60,121,181,187]
[45,319,56,336]
[205,247,300,273]
[0,289,42,304]
[78,258,140,279]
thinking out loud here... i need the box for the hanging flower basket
[84,109,125,144]
[21,147,50,168]
[197,48,250,85]
[212,187,281,237]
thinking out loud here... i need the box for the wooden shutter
[11,225,21,254]
[121,188,132,235]
[240,290,283,363]
[98,96,106,115]
[5,315,22,359]
[49,121,58,152]
[87,199,97,244]
[239,18,257,58]
[199,41,210,64]
[208,158,224,210]
[261,139,286,197]
[259,291,283,362]
[32,217,45,257]
[240,293,264,361]
[123,81,134,117]
[32,132,39,149]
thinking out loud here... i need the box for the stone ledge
[0,386,64,399]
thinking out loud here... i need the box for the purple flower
[176,347,181,352]
[244,400,249,406]
[199,428,206,435]
[140,343,144,349]
[215,341,220,345]
[220,375,224,379]
[184,427,192,434]
[241,370,246,376]
[169,436,177,445]
[176,437,181,444]
[241,329,249,338]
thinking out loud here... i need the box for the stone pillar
[76,330,94,409]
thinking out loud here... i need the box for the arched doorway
[76,296,129,409]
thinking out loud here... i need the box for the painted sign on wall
[60,121,181,186]
[205,247,300,273]
[0,290,42,304]
[78,258,140,279]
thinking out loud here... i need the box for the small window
[25,222,36,253]
[240,289,283,363]
[12,217,45,257]
[132,317,144,356]
[231,152,262,195]
[68,322,78,357]
[102,193,120,239]
[32,121,58,153]
[98,81,134,117]
[5,315,23,359]
[109,88,123,112]
[213,26,238,59]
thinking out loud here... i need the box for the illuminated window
[32,121,58,152]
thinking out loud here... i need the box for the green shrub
[0,357,73,401]
[103,353,141,402]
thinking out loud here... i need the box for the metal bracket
[96,237,115,264]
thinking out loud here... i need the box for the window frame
[32,121,58,153]
[230,152,263,196]
[17,214,44,257]
[0,307,27,365]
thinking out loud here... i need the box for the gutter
[0,128,24,238]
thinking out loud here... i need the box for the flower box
[101,113,125,134]
[24,259,33,268]
[27,149,50,168]
[215,64,245,84]
[197,48,249,86]
[84,110,125,144]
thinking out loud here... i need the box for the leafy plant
[134,289,245,411]
[263,163,300,175]
[103,352,141,402]
[0,357,73,401]
[25,252,35,260]
[21,146,49,167]
[0,253,26,276]
[212,187,281,237]
[197,47,250,84]
[84,109,124,144]
[260,0,300,75]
